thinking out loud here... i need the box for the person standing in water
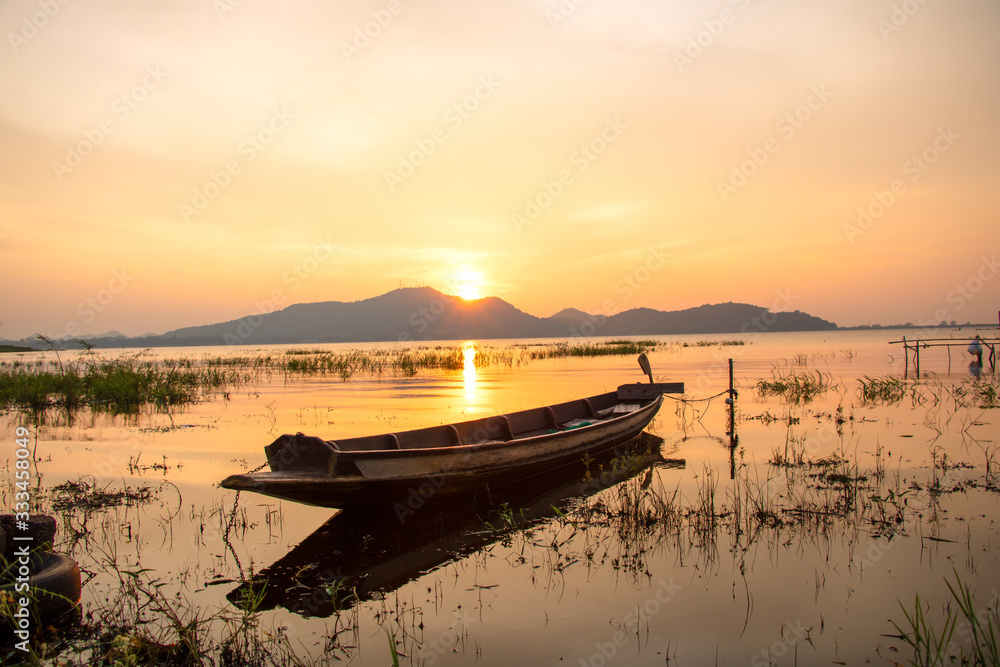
[968,335,984,365]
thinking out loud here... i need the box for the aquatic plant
[0,351,255,415]
[889,570,1000,666]
[756,370,836,403]
[49,478,155,513]
[952,377,1000,409]
[527,338,663,359]
[682,339,746,347]
[858,375,909,404]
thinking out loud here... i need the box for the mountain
[2,288,837,349]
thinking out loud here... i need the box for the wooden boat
[221,357,683,510]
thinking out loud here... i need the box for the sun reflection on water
[463,342,477,402]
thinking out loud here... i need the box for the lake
[2,328,998,665]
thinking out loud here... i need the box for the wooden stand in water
[891,336,999,377]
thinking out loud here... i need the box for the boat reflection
[228,432,683,618]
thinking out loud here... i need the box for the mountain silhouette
[4,287,837,349]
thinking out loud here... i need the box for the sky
[1,0,999,340]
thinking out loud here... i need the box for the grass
[855,374,999,410]
[0,350,255,415]
[526,339,662,359]
[0,338,675,414]
[49,478,156,513]
[682,339,746,347]
[756,370,836,403]
[890,570,1000,666]
[859,375,909,403]
[953,377,1000,409]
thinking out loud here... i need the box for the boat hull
[222,393,665,509]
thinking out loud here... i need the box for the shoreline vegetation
[0,339,748,415]
[5,338,996,417]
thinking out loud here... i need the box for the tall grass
[0,339,671,414]
[756,370,836,404]
[0,352,255,414]
[890,570,1000,666]
[859,375,908,404]
[527,339,662,359]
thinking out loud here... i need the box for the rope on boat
[661,389,731,403]
[222,459,271,577]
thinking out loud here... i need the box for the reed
[858,375,908,404]
[0,339,677,414]
[890,570,1000,666]
[0,352,255,415]
[682,339,746,347]
[952,377,1000,409]
[756,370,836,403]
[526,339,663,359]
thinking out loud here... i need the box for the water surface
[3,328,998,665]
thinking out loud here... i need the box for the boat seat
[507,408,557,437]
[395,425,462,449]
[455,415,514,444]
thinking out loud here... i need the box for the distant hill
[0,345,34,353]
[2,287,838,349]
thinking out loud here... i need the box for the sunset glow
[453,265,484,301]
[1,1,999,339]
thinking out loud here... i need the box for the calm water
[3,328,999,665]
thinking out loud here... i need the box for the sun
[452,265,483,301]
[458,284,481,300]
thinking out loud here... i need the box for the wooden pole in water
[728,358,735,432]
[903,336,909,378]
[728,358,737,479]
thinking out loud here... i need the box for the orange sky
[1,0,999,339]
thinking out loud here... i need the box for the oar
[637,353,653,384]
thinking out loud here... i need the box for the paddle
[638,353,653,384]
